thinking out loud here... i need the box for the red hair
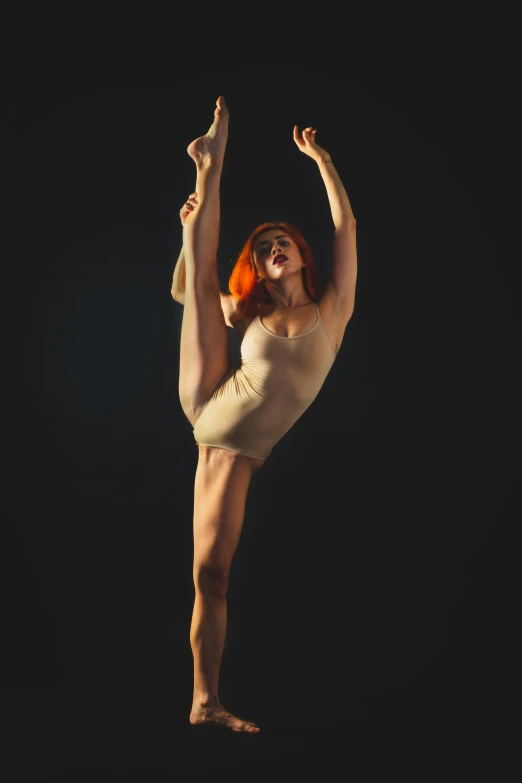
[227,222,323,318]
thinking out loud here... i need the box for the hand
[180,192,198,225]
[293,126,330,164]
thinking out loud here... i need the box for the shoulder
[219,293,272,329]
[220,293,273,336]
[219,292,238,328]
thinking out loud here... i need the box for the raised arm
[171,192,243,327]
[171,246,187,303]
[294,126,357,316]
[170,192,199,303]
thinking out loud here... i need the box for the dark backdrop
[1,12,518,779]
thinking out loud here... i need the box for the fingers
[180,193,199,224]
[294,126,318,145]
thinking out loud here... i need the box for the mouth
[273,254,288,265]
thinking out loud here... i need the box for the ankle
[196,160,223,180]
[192,693,220,709]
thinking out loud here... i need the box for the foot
[190,703,260,734]
[187,96,229,168]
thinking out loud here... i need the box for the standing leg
[190,446,261,733]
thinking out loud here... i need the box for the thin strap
[315,302,337,358]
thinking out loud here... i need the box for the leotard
[193,303,337,461]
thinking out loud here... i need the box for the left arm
[294,127,357,315]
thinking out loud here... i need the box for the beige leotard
[193,303,337,461]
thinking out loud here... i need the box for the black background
[1,10,519,779]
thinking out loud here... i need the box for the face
[253,230,305,282]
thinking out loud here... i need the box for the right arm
[170,246,187,304]
[170,192,195,305]
[170,193,238,327]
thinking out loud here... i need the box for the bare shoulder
[219,292,239,328]
[317,281,355,357]
[220,293,272,336]
[220,293,250,327]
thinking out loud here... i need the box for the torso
[232,293,350,357]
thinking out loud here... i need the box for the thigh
[192,446,254,572]
[179,280,231,426]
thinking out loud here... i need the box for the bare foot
[187,96,229,167]
[190,704,260,734]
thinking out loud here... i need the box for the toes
[214,96,228,118]
[233,723,258,733]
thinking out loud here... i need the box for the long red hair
[227,222,323,318]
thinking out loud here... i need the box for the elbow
[334,219,356,234]
[336,217,356,230]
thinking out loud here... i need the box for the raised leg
[179,97,231,426]
[189,445,260,733]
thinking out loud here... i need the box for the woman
[172,97,357,733]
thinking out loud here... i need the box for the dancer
[172,97,357,733]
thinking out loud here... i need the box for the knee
[194,562,230,600]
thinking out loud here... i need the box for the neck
[262,280,313,310]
